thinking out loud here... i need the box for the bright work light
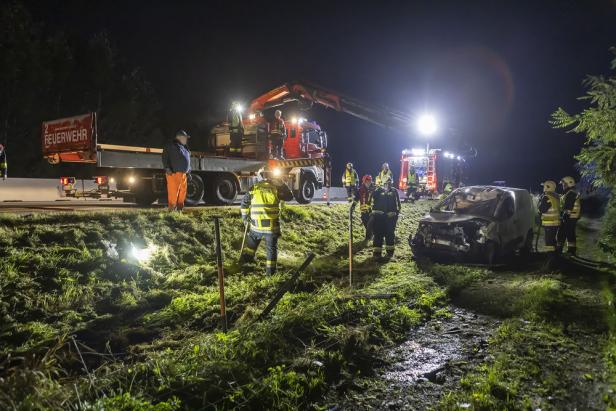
[131,243,157,263]
[416,113,438,136]
[233,102,243,113]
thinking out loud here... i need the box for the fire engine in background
[398,147,474,196]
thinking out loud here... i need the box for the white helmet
[542,180,557,193]
[560,176,576,189]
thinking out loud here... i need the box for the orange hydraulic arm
[248,81,414,132]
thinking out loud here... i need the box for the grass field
[0,204,614,410]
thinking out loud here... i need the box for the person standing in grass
[370,176,401,259]
[239,166,294,275]
[162,130,191,211]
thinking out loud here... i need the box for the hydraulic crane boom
[249,81,413,133]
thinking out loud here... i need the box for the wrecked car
[410,186,536,264]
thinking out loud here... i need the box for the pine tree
[551,47,616,188]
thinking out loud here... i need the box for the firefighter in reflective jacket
[557,176,581,255]
[342,162,359,202]
[228,103,244,156]
[370,176,401,258]
[359,175,375,240]
[375,162,393,187]
[239,166,294,274]
[269,110,286,159]
[537,180,560,255]
[0,144,7,180]
[405,166,419,202]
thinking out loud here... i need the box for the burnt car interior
[432,187,514,220]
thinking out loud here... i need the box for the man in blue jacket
[162,130,191,211]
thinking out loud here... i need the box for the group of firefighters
[538,176,581,257]
[228,104,287,160]
[162,127,584,276]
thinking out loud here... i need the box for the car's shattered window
[435,187,503,218]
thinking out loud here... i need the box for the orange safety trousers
[166,172,187,210]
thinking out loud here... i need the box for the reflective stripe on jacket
[370,187,401,215]
[342,168,358,186]
[541,192,560,226]
[241,181,282,235]
[561,190,581,219]
[270,118,286,136]
[229,111,244,132]
[375,170,393,186]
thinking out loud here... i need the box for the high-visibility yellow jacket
[407,170,418,187]
[375,169,393,186]
[539,191,560,226]
[342,168,359,187]
[240,181,293,235]
[229,111,244,132]
[561,189,581,219]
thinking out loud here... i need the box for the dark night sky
[27,0,616,188]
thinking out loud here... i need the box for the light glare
[416,113,438,136]
[131,243,157,263]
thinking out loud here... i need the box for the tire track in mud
[325,307,499,410]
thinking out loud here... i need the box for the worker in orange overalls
[162,130,191,211]
[269,110,286,159]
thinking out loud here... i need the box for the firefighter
[239,166,294,275]
[557,176,581,255]
[538,180,561,256]
[162,130,191,211]
[359,174,375,240]
[269,110,287,159]
[228,103,244,156]
[405,165,419,202]
[439,180,453,200]
[375,162,393,187]
[370,175,401,258]
[0,144,7,180]
[342,162,359,203]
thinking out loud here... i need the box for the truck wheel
[185,174,205,205]
[206,174,238,205]
[295,176,315,204]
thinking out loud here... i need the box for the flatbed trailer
[42,114,326,206]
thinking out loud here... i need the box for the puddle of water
[327,307,499,410]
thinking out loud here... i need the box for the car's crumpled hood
[420,212,494,224]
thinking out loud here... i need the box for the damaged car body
[410,186,536,263]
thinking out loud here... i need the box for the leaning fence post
[213,216,228,332]
[348,204,354,288]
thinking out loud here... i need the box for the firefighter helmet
[274,110,282,118]
[560,176,576,189]
[346,162,353,169]
[362,174,372,183]
[542,180,557,193]
[382,162,389,169]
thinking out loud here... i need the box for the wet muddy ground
[325,308,499,410]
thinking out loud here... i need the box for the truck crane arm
[248,81,413,133]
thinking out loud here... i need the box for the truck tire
[185,174,205,206]
[295,176,315,204]
[206,174,238,205]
